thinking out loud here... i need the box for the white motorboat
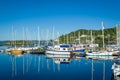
[46,44,73,55]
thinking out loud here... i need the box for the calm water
[0,51,119,80]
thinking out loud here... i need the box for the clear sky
[0,0,120,40]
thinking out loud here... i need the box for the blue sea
[0,51,119,80]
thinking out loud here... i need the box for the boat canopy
[60,45,70,48]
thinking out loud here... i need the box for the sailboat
[29,26,45,54]
[10,27,23,55]
[73,31,85,53]
[46,44,73,54]
[46,28,73,54]
[86,22,112,56]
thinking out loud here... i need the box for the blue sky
[0,0,120,40]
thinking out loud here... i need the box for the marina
[0,0,120,80]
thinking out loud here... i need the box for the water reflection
[7,53,45,80]
[0,52,120,80]
[46,54,73,64]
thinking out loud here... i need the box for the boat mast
[118,24,120,47]
[78,31,81,44]
[25,28,27,47]
[102,21,105,49]
[116,24,118,46]
[46,29,49,46]
[57,32,60,45]
[26,28,29,48]
[67,33,69,44]
[64,33,66,44]
[14,30,16,49]
[91,29,93,51]
[12,27,16,49]
[74,32,76,45]
[22,27,24,47]
[12,26,14,47]
[52,27,54,46]
[38,26,40,47]
[116,24,120,47]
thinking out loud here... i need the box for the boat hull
[11,50,24,55]
[86,52,113,56]
[46,50,73,54]
[30,50,45,54]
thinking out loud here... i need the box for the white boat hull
[46,50,72,54]
[86,52,113,56]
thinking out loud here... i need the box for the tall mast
[91,29,94,51]
[102,21,104,49]
[116,24,118,46]
[26,28,29,48]
[14,30,16,48]
[46,29,49,45]
[116,24,120,47]
[12,27,16,49]
[78,31,81,44]
[12,26,14,47]
[63,33,66,44]
[52,27,54,46]
[38,26,40,47]
[67,33,69,44]
[57,32,60,45]
[74,32,75,44]
[22,27,24,46]
[117,24,120,47]
[91,29,93,44]
[118,25,120,48]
